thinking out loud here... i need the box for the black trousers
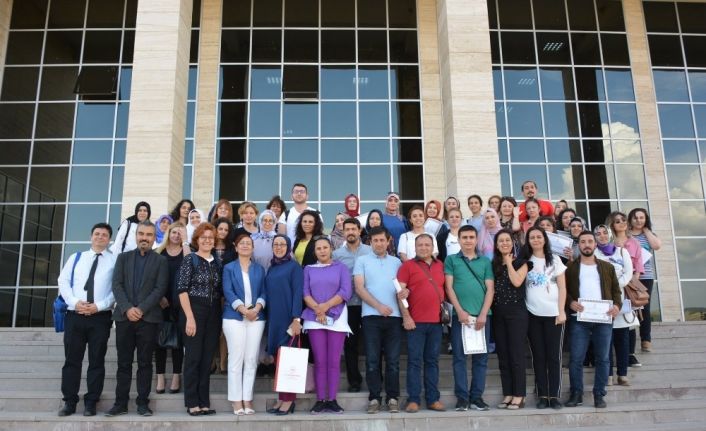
[180,301,221,409]
[492,304,528,397]
[155,306,183,374]
[527,313,565,398]
[61,311,112,406]
[114,319,159,407]
[344,305,363,386]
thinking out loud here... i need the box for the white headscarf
[186,208,205,243]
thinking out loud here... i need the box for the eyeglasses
[292,189,307,194]
[262,219,275,224]
[273,242,288,247]
[199,236,214,241]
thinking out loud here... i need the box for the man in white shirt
[277,183,321,243]
[58,223,117,417]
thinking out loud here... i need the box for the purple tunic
[301,260,352,322]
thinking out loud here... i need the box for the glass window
[11,0,49,29]
[604,69,635,101]
[601,34,630,66]
[282,165,318,198]
[549,164,585,199]
[390,65,419,99]
[358,30,388,63]
[74,66,119,98]
[509,139,545,163]
[676,239,706,279]
[285,0,318,27]
[583,139,612,163]
[658,104,695,138]
[683,36,706,68]
[223,0,251,27]
[219,102,247,137]
[360,139,390,163]
[321,102,356,137]
[546,139,581,163]
[585,164,616,199]
[284,30,318,63]
[248,139,280,163]
[389,0,417,28]
[35,103,75,139]
[689,71,706,103]
[501,32,536,64]
[28,167,68,202]
[115,103,129,138]
[498,139,508,163]
[110,166,123,202]
[1,67,39,101]
[647,35,683,67]
[498,0,532,29]
[0,142,31,165]
[595,0,625,32]
[643,2,678,33]
[496,103,506,137]
[120,67,132,100]
[510,165,548,199]
[321,30,356,63]
[322,139,356,163]
[490,32,500,64]
[391,102,420,137]
[221,30,250,62]
[247,166,280,201]
[575,68,606,101]
[122,31,135,63]
[612,139,642,163]
[506,102,542,137]
[72,140,112,164]
[14,288,58,326]
[359,66,389,99]
[571,33,601,65]
[394,165,424,200]
[40,66,79,101]
[503,67,539,100]
[0,205,24,242]
[249,66,280,99]
[65,204,107,241]
[83,31,122,63]
[221,65,250,99]
[493,67,503,100]
[359,102,390,137]
[578,102,609,138]
[282,103,318,137]
[321,165,356,200]
[6,31,44,64]
[677,3,706,34]
[251,30,282,63]
[533,0,567,30]
[616,164,647,199]
[543,102,579,137]
[0,168,27,203]
[567,0,596,31]
[32,141,71,164]
[0,288,16,326]
[321,67,355,99]
[216,166,246,201]
[0,104,35,139]
[666,164,703,199]
[389,31,418,63]
[282,65,318,98]
[536,33,571,65]
[663,140,698,163]
[75,103,115,138]
[86,0,125,28]
[69,166,110,202]
[671,201,706,237]
[217,139,246,163]
[253,0,282,27]
[681,281,706,321]
[358,0,386,27]
[360,165,390,200]
[322,0,354,27]
[539,67,575,100]
[249,102,281,137]
[609,104,639,138]
[695,106,706,139]
[113,140,126,164]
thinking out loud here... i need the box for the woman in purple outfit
[301,236,352,415]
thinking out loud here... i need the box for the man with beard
[106,220,168,417]
[353,227,403,413]
[517,180,554,222]
[564,231,622,409]
[333,218,372,393]
[277,183,321,243]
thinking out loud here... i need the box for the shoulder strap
[70,251,82,289]
[284,209,291,222]
[460,256,487,294]
[121,220,131,252]
[415,260,444,303]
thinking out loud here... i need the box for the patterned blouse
[176,253,223,304]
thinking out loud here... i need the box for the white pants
[223,318,265,401]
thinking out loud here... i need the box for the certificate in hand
[461,317,487,355]
[577,298,613,324]
[547,232,573,256]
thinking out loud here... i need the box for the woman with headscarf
[424,199,444,236]
[329,213,346,251]
[264,234,304,415]
[344,194,360,218]
[566,216,587,262]
[362,209,396,256]
[155,214,173,247]
[110,201,151,254]
[477,208,501,260]
[170,199,195,226]
[186,209,205,243]
[252,210,278,272]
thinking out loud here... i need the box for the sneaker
[137,405,153,417]
[628,354,642,367]
[641,341,652,353]
[536,397,549,409]
[310,400,327,415]
[469,398,490,411]
[617,376,631,386]
[594,395,607,408]
[105,405,128,417]
[549,398,563,410]
[367,399,380,414]
[454,399,469,411]
[326,400,344,414]
[565,392,583,407]
[387,398,399,413]
[607,376,613,386]
[405,401,419,413]
[427,401,446,412]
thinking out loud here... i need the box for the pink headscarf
[477,208,501,258]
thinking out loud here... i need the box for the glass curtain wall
[216,0,424,224]
[489,0,649,228]
[183,0,201,199]
[0,0,135,326]
[644,1,706,320]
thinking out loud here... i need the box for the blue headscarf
[270,234,293,266]
[155,214,173,245]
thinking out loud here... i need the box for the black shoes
[275,402,295,416]
[469,398,490,411]
[549,398,563,410]
[628,354,642,367]
[536,397,549,409]
[57,403,76,417]
[348,383,361,393]
[105,405,128,417]
[326,400,344,414]
[310,400,327,415]
[594,395,607,408]
[137,405,153,416]
[83,404,96,417]
[565,392,583,407]
[455,398,469,411]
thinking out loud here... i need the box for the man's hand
[377,304,393,317]
[569,300,584,313]
[126,307,143,322]
[159,297,169,309]
[402,316,416,331]
[607,305,620,318]
[397,288,409,300]
[475,313,487,331]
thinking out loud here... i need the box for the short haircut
[577,230,595,241]
[190,222,216,250]
[237,201,259,217]
[459,224,478,235]
[467,194,483,206]
[136,220,156,234]
[367,226,390,240]
[521,180,537,191]
[292,183,307,192]
[414,233,434,244]
[91,222,113,238]
[342,217,361,229]
[233,232,253,247]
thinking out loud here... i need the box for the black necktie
[84,253,101,303]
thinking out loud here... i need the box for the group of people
[56,179,659,417]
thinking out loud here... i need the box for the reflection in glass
[284,0,317,27]
[35,103,75,139]
[571,33,601,65]
[28,167,68,202]
[38,67,77,101]
[681,281,706,321]
[253,0,282,27]
[72,141,112,164]
[0,142,30,165]
[390,65,419,99]
[536,33,571,65]
[546,139,581,163]
[75,103,115,138]
[358,30,387,63]
[612,139,642,163]
[359,67,389,99]
[667,164,704,199]
[689,71,706,103]
[543,102,579,137]
[221,66,250,100]
[221,30,250,62]
[676,239,706,279]
[671,201,706,237]
[540,67,574,100]
[247,166,280,201]
[283,140,317,163]
[217,139,246,163]
[500,164,511,197]
[0,104,35,139]
[359,102,390,137]
[82,31,122,63]
[360,166,391,200]
[0,289,15,326]
[322,139,356,163]
[322,0,354,27]
[65,204,107,241]
[585,165,616,199]
[43,32,82,64]
[358,0,386,27]
[510,165,547,200]
[658,104,694,138]
[609,104,639,138]
[694,105,706,139]
[604,69,634,101]
[321,67,355,99]
[113,140,126,164]
[578,103,609,138]
[360,140,390,163]
[394,165,424,200]
[15,288,57,327]
[391,102,420,137]
[249,67,279,99]
[498,0,532,29]
[249,102,281,137]
[506,102,542,137]
[503,67,539,100]
[648,35,683,67]
[493,67,503,100]
[110,166,123,202]
[1,205,24,242]
[567,0,596,30]
[501,32,536,64]
[216,165,245,201]
[575,68,605,101]
[533,0,567,29]
[248,139,280,163]
[20,243,62,286]
[283,103,317,137]
[1,67,39,101]
[601,34,629,66]
[549,164,585,200]
[596,0,625,31]
[497,139,508,164]
[183,166,192,199]
[392,139,422,163]
[616,164,647,199]
[643,1,678,33]
[12,0,49,29]
[683,36,706,68]
[663,140,698,163]
[0,245,20,286]
[321,30,355,63]
[496,103,506,137]
[86,0,124,28]
[583,139,612,163]
[322,102,356,137]
[389,0,417,28]
[509,139,545,163]
[218,102,247,137]
[322,166,356,200]
[282,165,318,199]
[120,67,132,100]
[0,168,27,203]
[389,31,418,63]
[284,30,318,63]
[6,32,43,65]
[222,0,251,27]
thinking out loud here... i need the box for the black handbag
[158,320,181,349]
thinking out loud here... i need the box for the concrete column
[418,0,445,201]
[623,0,682,321]
[191,0,221,210]
[122,0,193,218]
[0,0,13,89]
[436,0,500,208]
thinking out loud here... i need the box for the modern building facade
[0,0,703,326]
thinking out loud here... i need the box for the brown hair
[237,201,259,218]
[190,222,216,251]
[211,199,233,223]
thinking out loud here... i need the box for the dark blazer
[293,237,317,267]
[222,260,267,321]
[565,256,622,311]
[112,249,169,323]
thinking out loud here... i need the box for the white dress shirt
[58,248,117,312]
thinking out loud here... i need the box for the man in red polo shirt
[518,180,554,222]
[396,234,446,413]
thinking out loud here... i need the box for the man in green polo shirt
[444,225,495,412]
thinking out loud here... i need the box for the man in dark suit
[106,220,168,417]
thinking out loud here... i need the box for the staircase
[1,322,706,430]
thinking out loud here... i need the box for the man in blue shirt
[354,227,403,414]
[333,218,372,393]
[381,192,409,250]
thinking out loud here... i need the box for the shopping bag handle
[288,335,301,348]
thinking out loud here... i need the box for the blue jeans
[450,314,491,401]
[362,316,402,402]
[406,323,442,405]
[569,316,612,396]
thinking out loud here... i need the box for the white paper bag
[461,317,487,355]
[274,345,310,394]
